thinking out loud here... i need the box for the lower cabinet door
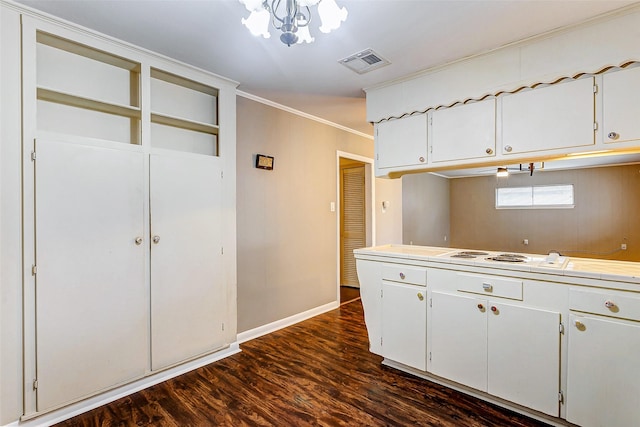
[429,292,487,391]
[487,302,560,416]
[566,313,640,427]
[381,281,427,370]
[150,153,226,370]
[35,139,147,412]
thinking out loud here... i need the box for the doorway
[337,152,374,304]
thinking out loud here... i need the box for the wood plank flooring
[55,300,550,426]
[339,285,360,304]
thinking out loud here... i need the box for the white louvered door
[341,165,366,288]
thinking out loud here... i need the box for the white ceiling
[14,0,639,137]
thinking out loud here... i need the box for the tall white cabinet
[7,10,239,421]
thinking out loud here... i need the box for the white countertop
[354,244,640,285]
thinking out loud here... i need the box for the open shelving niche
[150,68,220,156]
[35,32,221,156]
[35,31,141,145]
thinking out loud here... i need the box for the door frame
[336,151,375,297]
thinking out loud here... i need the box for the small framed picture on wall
[255,154,274,170]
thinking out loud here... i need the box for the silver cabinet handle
[485,148,493,155]
[152,235,160,244]
[504,145,513,152]
[134,237,143,245]
[482,282,492,291]
[418,156,425,163]
[604,300,616,309]
[607,131,619,140]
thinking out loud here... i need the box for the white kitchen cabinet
[487,301,560,416]
[381,281,427,370]
[356,259,382,355]
[375,113,427,172]
[429,291,561,416]
[430,99,496,163]
[429,291,487,390]
[601,66,640,144]
[150,153,226,370]
[35,139,147,412]
[566,288,640,427]
[500,77,595,155]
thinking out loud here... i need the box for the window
[496,185,574,209]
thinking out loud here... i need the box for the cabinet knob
[490,306,498,313]
[485,148,493,155]
[418,156,425,163]
[482,282,492,291]
[604,300,616,309]
[399,272,405,280]
[574,320,585,330]
[152,235,161,244]
[504,145,513,153]
[607,131,619,140]
[477,303,484,311]
[417,292,424,301]
[134,237,143,245]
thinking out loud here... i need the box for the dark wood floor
[55,300,549,426]
[339,285,360,304]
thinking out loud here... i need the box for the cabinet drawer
[456,273,522,300]
[569,288,640,322]
[382,264,427,286]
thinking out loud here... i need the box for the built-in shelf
[150,112,219,135]
[37,87,141,119]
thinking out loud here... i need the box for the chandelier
[239,0,348,46]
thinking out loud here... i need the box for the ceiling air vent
[339,49,390,74]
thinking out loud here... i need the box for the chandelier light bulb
[318,0,348,34]
[296,25,315,44]
[241,8,271,38]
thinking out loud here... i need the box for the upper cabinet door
[430,99,496,163]
[500,77,595,155]
[375,113,428,170]
[602,66,640,144]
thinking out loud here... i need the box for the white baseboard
[11,344,240,427]
[237,301,339,344]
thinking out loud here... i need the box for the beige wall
[375,177,403,245]
[449,164,640,261]
[236,96,381,333]
[402,172,451,247]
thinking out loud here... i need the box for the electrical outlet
[523,239,529,245]
[621,243,627,250]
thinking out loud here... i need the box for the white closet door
[150,153,226,370]
[35,139,146,412]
